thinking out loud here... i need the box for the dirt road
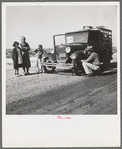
[6,55,117,114]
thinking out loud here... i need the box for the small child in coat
[12,41,23,76]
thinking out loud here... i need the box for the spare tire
[41,58,56,73]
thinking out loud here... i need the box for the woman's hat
[13,41,19,47]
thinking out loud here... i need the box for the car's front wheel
[72,59,84,76]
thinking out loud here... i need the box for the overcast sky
[5,3,118,49]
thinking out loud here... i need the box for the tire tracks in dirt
[6,72,117,114]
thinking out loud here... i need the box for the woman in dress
[20,36,31,75]
[12,41,23,76]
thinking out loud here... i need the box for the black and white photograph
[2,2,120,147]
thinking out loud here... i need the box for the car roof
[65,29,99,35]
[53,28,112,36]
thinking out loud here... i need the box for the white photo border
[2,2,120,147]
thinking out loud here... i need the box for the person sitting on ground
[81,45,100,76]
[12,41,23,76]
[34,44,44,74]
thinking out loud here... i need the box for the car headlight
[65,47,71,53]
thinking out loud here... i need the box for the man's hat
[86,45,94,52]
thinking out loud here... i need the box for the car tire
[41,59,56,73]
[103,61,110,69]
[72,59,84,76]
[103,58,111,69]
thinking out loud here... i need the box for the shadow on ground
[100,62,117,76]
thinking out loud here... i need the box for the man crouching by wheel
[34,44,44,74]
[81,45,100,77]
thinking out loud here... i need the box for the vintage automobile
[41,26,113,75]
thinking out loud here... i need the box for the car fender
[70,51,86,60]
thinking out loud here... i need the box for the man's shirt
[85,52,100,65]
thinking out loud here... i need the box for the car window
[55,35,65,46]
[66,32,88,43]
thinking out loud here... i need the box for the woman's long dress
[20,42,31,68]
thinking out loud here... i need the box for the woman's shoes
[24,72,30,75]
[15,72,20,77]
[23,72,26,75]
[26,72,30,75]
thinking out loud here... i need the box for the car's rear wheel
[72,59,84,76]
[103,55,111,69]
[102,49,112,69]
[103,60,110,69]
[41,59,56,73]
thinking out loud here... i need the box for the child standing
[12,41,23,76]
[34,44,44,74]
